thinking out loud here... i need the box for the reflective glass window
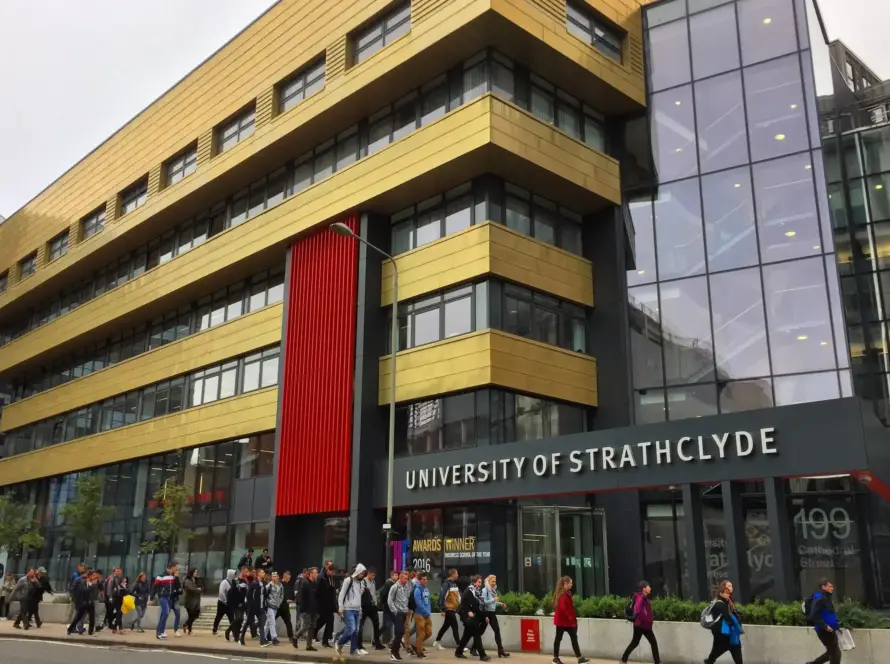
[651,85,698,183]
[690,4,739,80]
[659,276,714,385]
[774,371,840,406]
[737,0,798,66]
[647,18,690,92]
[629,285,664,389]
[702,166,758,272]
[628,197,657,286]
[696,71,749,173]
[710,268,771,379]
[744,55,809,162]
[655,178,705,280]
[719,378,774,413]
[666,384,718,420]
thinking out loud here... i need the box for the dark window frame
[352,1,411,66]
[19,252,37,278]
[120,178,148,216]
[566,0,624,62]
[81,207,106,240]
[48,231,69,262]
[279,57,326,113]
[217,106,256,154]
[165,145,198,186]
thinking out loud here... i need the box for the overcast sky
[0,0,887,218]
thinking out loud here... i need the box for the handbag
[121,594,135,615]
[837,628,855,651]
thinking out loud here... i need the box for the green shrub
[577,594,626,619]
[773,602,807,626]
[650,596,705,623]
[499,592,540,615]
[836,599,890,629]
[737,601,773,626]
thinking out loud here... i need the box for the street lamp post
[329,222,399,536]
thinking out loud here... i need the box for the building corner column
[721,481,750,603]
[765,477,797,601]
[682,483,708,602]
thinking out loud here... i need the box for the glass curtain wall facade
[630,0,850,425]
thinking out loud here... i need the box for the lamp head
[330,222,357,238]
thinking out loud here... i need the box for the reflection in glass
[655,178,705,280]
[659,277,714,384]
[702,166,758,272]
[629,286,664,389]
[710,268,771,379]
[867,174,890,221]
[744,55,809,162]
[737,0,798,66]
[763,257,836,374]
[689,4,739,80]
[861,127,890,175]
[774,371,840,406]
[651,86,698,183]
[648,19,691,93]
[719,379,774,413]
[628,197,656,286]
[635,390,666,424]
[696,71,749,173]
[753,152,821,263]
[824,257,851,369]
[666,384,718,420]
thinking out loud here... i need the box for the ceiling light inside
[637,270,645,275]
[805,164,812,170]
[775,133,786,141]
[877,184,885,190]
[820,341,828,346]
[797,335,808,341]
[790,104,799,109]
[813,245,821,250]
[785,230,797,237]
[763,17,773,24]
[675,100,682,106]
[734,183,742,188]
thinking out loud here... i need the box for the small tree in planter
[60,474,115,561]
[140,481,193,557]
[0,496,45,564]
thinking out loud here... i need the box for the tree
[0,495,45,557]
[141,481,194,556]
[60,474,115,559]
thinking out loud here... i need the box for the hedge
[492,592,890,629]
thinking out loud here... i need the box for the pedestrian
[30,567,53,628]
[265,570,284,646]
[621,581,660,664]
[552,576,590,664]
[66,563,85,626]
[237,548,254,570]
[480,574,509,657]
[388,570,412,662]
[315,560,337,648]
[130,572,149,632]
[225,569,248,642]
[294,568,308,627]
[0,572,15,620]
[380,570,399,646]
[67,570,99,636]
[703,580,744,664]
[433,568,461,650]
[241,568,269,647]
[806,578,842,664]
[277,570,296,644]
[403,570,419,654]
[257,548,274,573]
[455,575,490,661]
[359,567,385,652]
[12,568,37,630]
[151,562,178,640]
[170,565,184,637]
[212,569,236,637]
[104,568,123,633]
[295,566,320,651]
[336,563,367,656]
[183,567,202,635]
[411,571,433,657]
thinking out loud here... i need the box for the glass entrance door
[519,506,608,597]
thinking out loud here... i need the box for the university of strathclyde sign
[406,428,778,491]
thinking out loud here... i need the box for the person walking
[380,570,399,646]
[12,569,37,630]
[225,570,248,642]
[295,567,320,651]
[316,560,338,648]
[411,571,433,657]
[67,570,99,636]
[277,570,296,644]
[30,567,53,628]
[806,579,842,664]
[455,575,490,661]
[130,572,149,632]
[265,571,284,646]
[0,572,15,620]
[170,566,184,637]
[621,581,660,664]
[480,574,509,657]
[104,568,123,633]
[66,563,86,629]
[212,569,236,637]
[241,568,269,647]
[703,580,744,664]
[359,567,385,652]
[388,571,412,662]
[336,563,367,656]
[183,568,202,635]
[151,562,178,640]
[433,569,461,650]
[552,576,590,664]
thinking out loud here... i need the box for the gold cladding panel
[0,387,278,486]
[0,303,283,432]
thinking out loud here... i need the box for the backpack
[624,594,637,622]
[700,600,720,629]
[803,594,817,625]
[408,584,417,611]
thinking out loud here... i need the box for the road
[1,637,317,664]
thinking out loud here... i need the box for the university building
[1,0,890,606]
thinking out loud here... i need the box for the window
[81,207,106,240]
[498,283,587,353]
[19,253,37,278]
[0,271,7,295]
[236,432,276,479]
[566,1,623,62]
[48,231,69,262]
[390,284,478,351]
[279,58,326,113]
[120,178,148,216]
[165,145,197,186]
[218,106,256,153]
[525,74,606,150]
[353,1,411,65]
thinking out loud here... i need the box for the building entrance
[519,506,608,598]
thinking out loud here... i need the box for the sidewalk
[0,621,612,664]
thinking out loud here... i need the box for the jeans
[705,634,743,664]
[316,611,335,644]
[276,602,294,640]
[242,608,267,645]
[391,611,407,657]
[480,612,504,652]
[171,600,181,631]
[813,630,842,664]
[184,607,200,633]
[622,627,661,664]
[132,604,146,630]
[265,607,279,641]
[436,610,460,645]
[382,610,395,644]
[554,626,582,659]
[338,609,361,653]
[157,597,171,637]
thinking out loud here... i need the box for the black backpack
[408,583,417,611]
[624,594,637,622]
[802,594,816,625]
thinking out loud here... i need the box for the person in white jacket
[336,563,367,657]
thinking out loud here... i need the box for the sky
[0,0,887,219]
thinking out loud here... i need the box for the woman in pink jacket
[621,581,660,664]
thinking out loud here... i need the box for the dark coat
[71,577,93,609]
[317,570,337,613]
[132,580,150,608]
[299,578,319,614]
[183,578,202,611]
[459,586,483,622]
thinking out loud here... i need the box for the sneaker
[392,655,404,662]
[336,644,344,656]
[578,658,590,664]
[455,653,467,659]
[272,639,281,646]
[434,642,443,650]
[261,642,272,648]
[480,658,491,662]
[322,642,334,649]
[174,629,182,637]
[552,659,563,664]
[377,645,388,650]
[213,631,220,637]
[359,648,370,655]
[417,653,428,659]
[157,633,167,640]
[307,645,318,652]
[137,628,145,633]
[498,652,511,658]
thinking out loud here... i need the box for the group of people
[0,567,54,629]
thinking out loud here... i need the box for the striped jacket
[151,574,176,600]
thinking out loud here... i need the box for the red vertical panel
[276,216,359,515]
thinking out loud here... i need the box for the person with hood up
[183,568,203,635]
[213,569,237,637]
[703,580,743,664]
[455,575,489,661]
[265,571,284,646]
[12,568,37,630]
[411,571,433,657]
[130,573,150,632]
[294,566,320,651]
[621,581,660,664]
[315,560,337,648]
[479,574,509,658]
[241,568,269,647]
[29,567,53,628]
[336,563,367,657]
[807,579,842,664]
[433,568,461,650]
[225,569,248,642]
[1,572,16,620]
